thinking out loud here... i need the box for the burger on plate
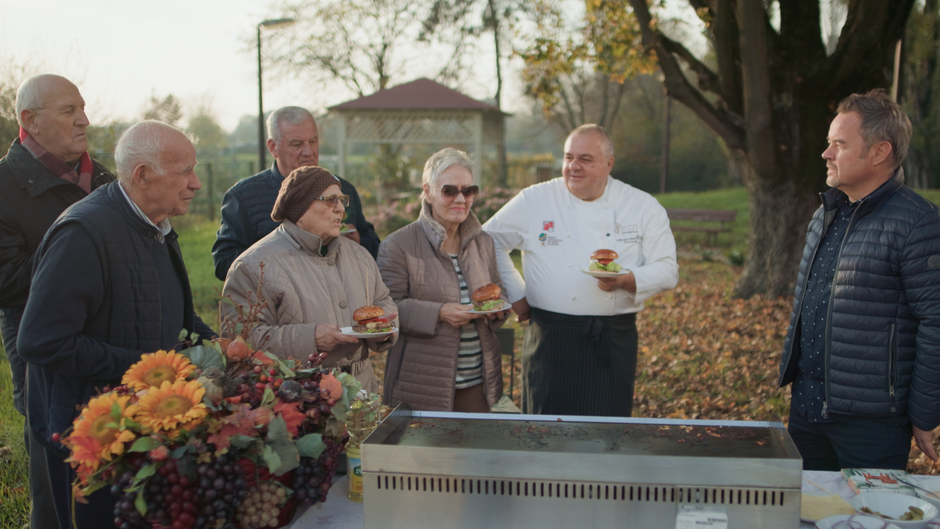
[589,249,623,273]
[471,283,504,311]
[352,305,396,333]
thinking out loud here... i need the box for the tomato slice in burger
[597,259,613,265]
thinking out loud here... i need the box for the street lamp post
[257,17,295,172]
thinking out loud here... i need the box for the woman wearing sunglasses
[377,148,510,412]
[221,166,397,393]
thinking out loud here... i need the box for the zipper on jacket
[888,323,897,411]
[783,209,832,376]
[822,205,861,419]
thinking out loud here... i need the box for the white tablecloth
[287,472,940,528]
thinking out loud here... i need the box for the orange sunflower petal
[122,350,196,391]
[65,393,134,473]
[128,379,207,434]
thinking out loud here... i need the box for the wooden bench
[666,208,738,246]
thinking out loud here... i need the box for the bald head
[115,121,194,183]
[115,121,201,225]
[16,74,89,163]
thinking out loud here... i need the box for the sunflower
[129,379,207,434]
[65,393,136,475]
[122,350,196,391]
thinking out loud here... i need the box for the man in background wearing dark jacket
[780,89,940,470]
[212,106,379,280]
[18,120,216,528]
[0,73,115,529]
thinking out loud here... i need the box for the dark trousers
[0,307,26,416]
[521,308,638,417]
[3,307,60,529]
[44,441,117,529]
[788,406,913,471]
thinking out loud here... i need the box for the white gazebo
[328,78,508,185]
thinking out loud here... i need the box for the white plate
[850,492,938,528]
[339,326,397,338]
[465,301,511,314]
[816,514,901,529]
[578,267,629,278]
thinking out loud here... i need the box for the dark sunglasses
[437,184,480,198]
[312,194,350,208]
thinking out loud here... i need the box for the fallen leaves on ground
[370,258,939,475]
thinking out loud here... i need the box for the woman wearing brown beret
[221,166,396,392]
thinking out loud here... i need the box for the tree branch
[825,0,916,93]
[629,0,745,149]
[660,35,719,93]
[735,0,778,178]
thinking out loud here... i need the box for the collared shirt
[793,194,859,422]
[483,176,678,316]
[117,181,172,238]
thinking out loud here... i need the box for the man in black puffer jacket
[780,89,940,470]
[18,121,216,528]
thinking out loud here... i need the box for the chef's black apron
[521,307,638,417]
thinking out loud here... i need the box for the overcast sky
[1,0,522,132]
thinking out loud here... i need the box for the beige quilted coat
[377,202,505,411]
[221,221,397,393]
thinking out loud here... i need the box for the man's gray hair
[115,120,193,183]
[837,89,911,168]
[15,74,71,126]
[266,106,316,144]
[422,147,474,188]
[567,124,614,159]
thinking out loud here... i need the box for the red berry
[253,365,263,374]
[51,433,61,443]
[268,368,277,376]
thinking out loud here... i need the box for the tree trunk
[731,149,819,298]
[626,0,914,298]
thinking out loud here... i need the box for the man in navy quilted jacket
[780,89,940,470]
[212,106,379,280]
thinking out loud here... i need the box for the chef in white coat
[483,124,678,416]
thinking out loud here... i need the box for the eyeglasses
[437,185,480,199]
[312,194,350,208]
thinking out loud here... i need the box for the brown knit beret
[271,166,341,223]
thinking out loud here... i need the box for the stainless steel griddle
[361,405,803,528]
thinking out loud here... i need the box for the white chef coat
[483,176,678,316]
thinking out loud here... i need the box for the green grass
[174,216,225,333]
[654,186,751,254]
[0,348,28,528]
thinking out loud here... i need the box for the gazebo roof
[328,78,505,113]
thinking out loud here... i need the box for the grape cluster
[192,452,249,528]
[234,481,287,529]
[292,435,344,507]
[110,452,248,529]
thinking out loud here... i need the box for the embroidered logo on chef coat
[543,221,554,232]
[615,223,639,235]
[538,233,561,246]
[615,223,641,244]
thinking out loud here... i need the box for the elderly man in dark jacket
[18,120,216,528]
[780,89,940,471]
[212,106,379,280]
[0,73,115,529]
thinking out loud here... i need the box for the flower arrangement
[63,269,361,529]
